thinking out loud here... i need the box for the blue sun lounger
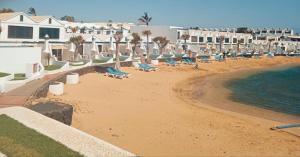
[138,64,156,72]
[166,59,178,66]
[106,67,126,79]
[107,67,130,77]
[215,54,224,62]
[182,58,195,65]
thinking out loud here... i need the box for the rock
[28,101,73,125]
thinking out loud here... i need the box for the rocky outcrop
[29,101,73,125]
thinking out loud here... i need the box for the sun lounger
[267,52,274,58]
[199,56,211,63]
[138,64,156,72]
[143,64,158,71]
[107,67,130,78]
[166,59,179,66]
[215,54,224,62]
[182,58,195,65]
[106,67,125,79]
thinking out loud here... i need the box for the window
[233,38,237,43]
[97,31,101,34]
[80,28,85,33]
[257,37,267,40]
[49,18,52,24]
[240,38,245,43]
[39,27,60,39]
[207,37,212,43]
[199,37,204,43]
[20,15,23,22]
[106,31,110,35]
[177,32,181,39]
[276,30,282,34]
[216,37,220,43]
[248,39,253,43]
[225,38,230,43]
[270,30,275,34]
[262,30,267,33]
[191,36,198,42]
[8,25,33,39]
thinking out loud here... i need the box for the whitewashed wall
[0,47,41,73]
[131,26,178,43]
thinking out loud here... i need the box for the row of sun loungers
[105,52,283,79]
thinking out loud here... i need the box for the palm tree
[181,34,190,53]
[138,12,152,26]
[219,36,225,53]
[139,12,152,63]
[268,39,275,52]
[0,8,14,13]
[60,16,75,22]
[130,33,141,59]
[237,39,243,53]
[152,36,170,55]
[69,36,85,61]
[71,27,78,33]
[27,7,36,16]
[114,31,123,70]
[142,30,152,63]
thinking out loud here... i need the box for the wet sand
[46,57,300,156]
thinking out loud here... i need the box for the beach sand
[46,57,300,156]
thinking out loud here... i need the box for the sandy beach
[46,57,300,156]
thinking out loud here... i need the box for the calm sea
[226,66,300,116]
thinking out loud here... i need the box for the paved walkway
[0,107,136,157]
[0,152,6,157]
[0,72,64,108]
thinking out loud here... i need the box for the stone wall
[29,102,73,125]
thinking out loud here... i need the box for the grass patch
[44,65,62,71]
[0,114,83,157]
[93,57,112,64]
[12,73,27,81]
[0,72,10,78]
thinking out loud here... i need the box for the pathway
[0,72,65,108]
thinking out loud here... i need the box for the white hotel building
[0,12,299,75]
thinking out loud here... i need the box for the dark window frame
[8,25,33,39]
[39,27,60,39]
[207,37,213,43]
[199,36,204,43]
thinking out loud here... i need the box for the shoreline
[174,63,300,125]
[43,57,300,156]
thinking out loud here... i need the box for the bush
[44,65,62,71]
[0,72,10,78]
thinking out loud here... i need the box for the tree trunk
[115,43,120,70]
[132,46,136,60]
[146,34,150,63]
[74,47,78,61]
[184,40,187,53]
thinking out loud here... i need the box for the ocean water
[226,66,300,116]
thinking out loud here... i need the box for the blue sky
[1,0,299,32]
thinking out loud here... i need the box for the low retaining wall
[29,102,73,125]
